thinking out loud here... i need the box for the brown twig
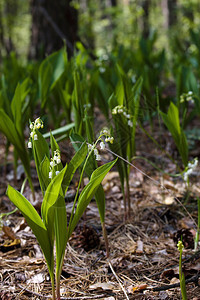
[148,273,200,292]
[17,283,107,299]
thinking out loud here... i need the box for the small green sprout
[177,240,184,251]
[177,241,187,300]
[195,197,200,251]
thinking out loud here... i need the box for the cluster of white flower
[83,103,91,110]
[183,157,198,182]
[87,128,114,161]
[28,117,44,148]
[49,149,61,179]
[100,128,114,144]
[180,91,194,103]
[87,143,101,161]
[112,105,133,127]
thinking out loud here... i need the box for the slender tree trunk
[142,0,150,39]
[110,0,117,6]
[168,0,177,27]
[161,0,169,30]
[85,0,95,50]
[29,0,78,59]
[2,0,16,55]
[0,7,4,61]
[183,5,194,23]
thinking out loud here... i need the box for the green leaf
[72,71,84,134]
[0,109,24,151]
[6,185,54,278]
[11,83,23,138]
[50,131,60,155]
[62,140,88,195]
[55,194,67,281]
[32,129,50,193]
[130,77,143,155]
[39,156,51,190]
[39,48,67,108]
[160,102,188,166]
[70,133,105,223]
[41,166,66,229]
[11,78,31,139]
[70,133,94,174]
[0,109,31,188]
[67,159,117,239]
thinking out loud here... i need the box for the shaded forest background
[0,0,200,61]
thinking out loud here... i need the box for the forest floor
[0,114,200,299]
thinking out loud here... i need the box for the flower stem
[102,222,109,257]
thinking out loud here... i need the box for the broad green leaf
[160,102,188,166]
[33,129,50,162]
[167,102,180,135]
[117,64,133,109]
[70,133,94,174]
[41,164,68,281]
[0,109,24,151]
[130,77,143,155]
[72,71,84,134]
[62,140,88,194]
[67,159,117,239]
[0,109,31,187]
[107,93,116,111]
[96,75,110,118]
[50,131,60,155]
[85,110,94,144]
[11,83,23,138]
[6,185,54,277]
[115,79,124,106]
[70,133,105,223]
[0,91,4,109]
[11,78,31,139]
[55,194,67,281]
[0,82,12,117]
[130,77,143,115]
[41,166,66,227]
[39,156,51,190]
[39,48,67,108]
[32,129,50,193]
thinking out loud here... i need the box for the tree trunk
[85,0,95,50]
[168,0,177,27]
[142,0,150,39]
[161,0,169,30]
[110,0,117,6]
[29,0,78,59]
[183,5,194,23]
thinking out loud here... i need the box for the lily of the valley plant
[6,117,117,300]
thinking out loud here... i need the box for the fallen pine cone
[173,228,194,249]
[69,224,100,251]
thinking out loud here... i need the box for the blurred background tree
[0,0,200,61]
[29,0,78,59]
